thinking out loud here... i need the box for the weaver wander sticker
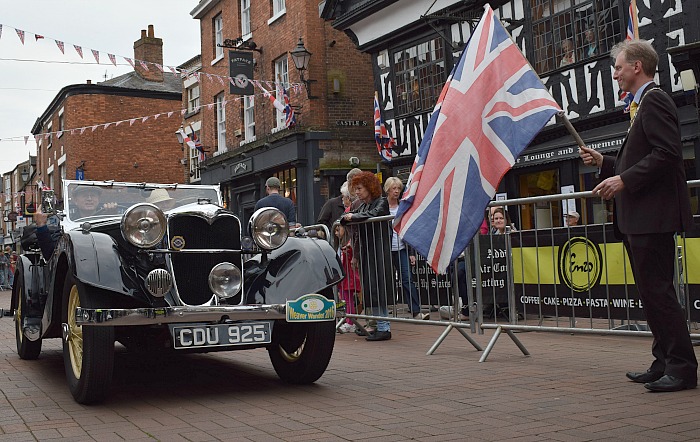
[286,294,336,322]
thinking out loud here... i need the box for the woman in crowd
[341,171,393,341]
[491,207,517,234]
[384,177,426,320]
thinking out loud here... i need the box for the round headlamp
[121,203,167,248]
[208,262,242,299]
[249,207,288,250]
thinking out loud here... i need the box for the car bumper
[74,304,289,326]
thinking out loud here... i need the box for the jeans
[368,305,390,332]
[392,249,421,314]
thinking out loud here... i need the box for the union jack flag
[262,85,296,128]
[374,91,396,162]
[394,5,561,274]
[189,124,206,161]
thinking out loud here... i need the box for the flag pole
[558,112,586,148]
[631,0,639,39]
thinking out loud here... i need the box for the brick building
[189,0,375,225]
[30,25,186,207]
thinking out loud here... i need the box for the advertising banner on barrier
[510,224,700,321]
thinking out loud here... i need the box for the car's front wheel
[14,274,42,360]
[267,320,335,384]
[62,273,115,404]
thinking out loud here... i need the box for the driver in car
[71,186,117,219]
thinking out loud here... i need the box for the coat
[600,83,692,236]
[340,196,393,308]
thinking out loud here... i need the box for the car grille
[167,213,242,306]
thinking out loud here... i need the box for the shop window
[530,0,621,73]
[392,37,446,117]
[518,168,561,229]
[270,167,297,208]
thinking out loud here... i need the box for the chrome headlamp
[209,262,242,299]
[249,207,288,250]
[121,203,167,248]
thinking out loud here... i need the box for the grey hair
[340,181,350,198]
[346,168,362,181]
[610,39,658,77]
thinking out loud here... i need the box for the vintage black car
[10,180,343,404]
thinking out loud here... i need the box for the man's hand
[579,145,603,168]
[409,255,416,266]
[34,209,48,227]
[593,176,625,200]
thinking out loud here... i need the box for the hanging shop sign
[229,50,254,96]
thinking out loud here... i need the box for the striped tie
[629,101,638,122]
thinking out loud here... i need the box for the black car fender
[244,237,344,304]
[10,254,44,316]
[60,230,129,292]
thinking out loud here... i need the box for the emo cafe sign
[515,136,625,167]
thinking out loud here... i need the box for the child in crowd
[335,223,361,333]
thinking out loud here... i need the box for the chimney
[133,24,164,82]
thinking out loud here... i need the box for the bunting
[74,44,83,58]
[91,49,99,64]
[108,53,117,66]
[55,40,64,54]
[16,29,25,44]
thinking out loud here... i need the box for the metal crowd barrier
[328,180,700,361]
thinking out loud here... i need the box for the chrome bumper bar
[75,304,288,326]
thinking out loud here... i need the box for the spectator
[341,171,393,341]
[0,248,8,289]
[384,177,427,320]
[255,177,297,226]
[4,246,13,288]
[566,211,580,226]
[335,223,361,333]
[317,182,347,232]
[583,25,599,58]
[491,207,516,234]
[560,39,576,67]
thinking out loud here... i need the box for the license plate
[171,321,272,349]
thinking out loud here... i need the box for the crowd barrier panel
[327,179,700,360]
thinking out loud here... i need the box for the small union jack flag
[620,1,638,113]
[394,5,561,273]
[374,91,396,162]
[189,124,206,161]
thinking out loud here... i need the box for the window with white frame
[272,0,286,17]
[214,14,224,59]
[241,0,251,38]
[190,127,202,181]
[47,171,54,192]
[47,122,53,149]
[244,95,255,141]
[59,163,66,183]
[215,93,227,154]
[187,84,200,113]
[58,108,65,137]
[529,0,621,73]
[274,57,288,129]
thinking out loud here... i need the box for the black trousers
[624,233,697,382]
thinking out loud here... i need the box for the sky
[0,1,201,174]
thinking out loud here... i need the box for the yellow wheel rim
[279,337,306,362]
[67,285,83,379]
[15,295,22,343]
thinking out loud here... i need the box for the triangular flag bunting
[108,54,117,66]
[35,34,44,41]
[74,45,83,58]
[129,119,136,126]
[16,29,25,44]
[24,136,29,145]
[167,111,174,118]
[55,40,64,54]
[153,113,160,120]
[124,57,135,68]
[138,60,149,70]
[142,116,149,123]
[154,63,164,72]
[91,49,99,63]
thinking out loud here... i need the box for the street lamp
[20,168,29,183]
[290,37,317,99]
[175,125,184,147]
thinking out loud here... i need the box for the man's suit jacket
[600,83,692,236]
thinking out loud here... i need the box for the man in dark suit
[580,40,697,392]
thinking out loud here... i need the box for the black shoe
[644,375,697,392]
[365,331,391,341]
[626,370,664,383]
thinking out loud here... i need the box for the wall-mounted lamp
[20,168,29,183]
[680,69,698,93]
[290,37,318,99]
